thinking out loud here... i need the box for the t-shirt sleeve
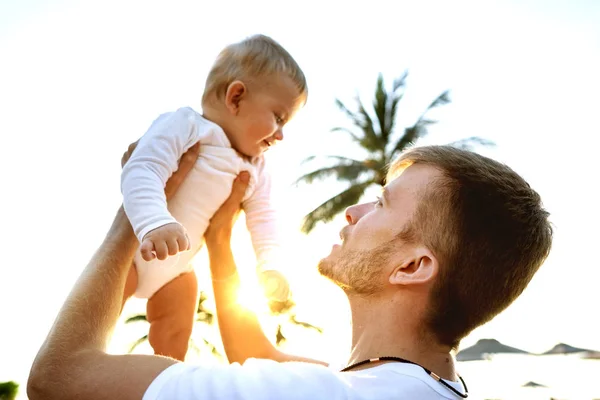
[143,359,353,400]
[121,107,206,242]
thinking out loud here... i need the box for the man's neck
[345,293,457,381]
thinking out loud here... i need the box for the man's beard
[317,240,396,295]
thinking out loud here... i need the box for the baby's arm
[242,165,290,301]
[121,108,201,261]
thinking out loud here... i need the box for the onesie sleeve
[241,161,281,271]
[121,107,206,242]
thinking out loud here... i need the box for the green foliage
[297,72,493,232]
[124,291,322,357]
[268,298,323,346]
[124,290,220,355]
[0,381,19,400]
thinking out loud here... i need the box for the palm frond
[295,161,374,186]
[0,381,19,398]
[124,314,148,324]
[330,127,362,144]
[299,154,368,168]
[201,337,223,358]
[288,315,323,333]
[301,180,376,233]
[334,98,359,122]
[390,124,424,159]
[385,95,401,141]
[373,73,388,140]
[196,311,214,324]
[275,325,286,346]
[188,339,202,355]
[335,98,382,152]
[383,72,410,142]
[357,100,383,151]
[427,90,451,110]
[393,70,409,92]
[128,334,148,353]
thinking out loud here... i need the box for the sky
[1,0,599,393]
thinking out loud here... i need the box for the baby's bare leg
[146,270,198,361]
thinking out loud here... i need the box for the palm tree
[297,72,493,233]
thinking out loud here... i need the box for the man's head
[202,34,307,158]
[318,146,552,349]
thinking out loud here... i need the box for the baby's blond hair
[202,34,307,105]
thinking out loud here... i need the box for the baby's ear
[225,81,247,115]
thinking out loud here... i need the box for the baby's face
[230,75,304,158]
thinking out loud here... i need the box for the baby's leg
[146,270,198,361]
[120,263,138,314]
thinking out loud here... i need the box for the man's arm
[204,173,327,367]
[27,143,201,400]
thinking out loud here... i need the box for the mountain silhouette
[522,381,547,388]
[456,339,529,361]
[542,343,596,355]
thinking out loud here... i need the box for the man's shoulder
[143,359,459,400]
[143,360,350,400]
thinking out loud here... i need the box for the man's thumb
[231,172,250,199]
[238,171,250,184]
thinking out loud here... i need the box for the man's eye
[274,114,283,124]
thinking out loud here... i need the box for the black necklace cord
[341,356,468,399]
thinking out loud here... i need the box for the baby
[120,34,307,360]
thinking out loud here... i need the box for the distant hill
[522,381,547,388]
[542,343,597,355]
[583,351,600,359]
[456,339,529,361]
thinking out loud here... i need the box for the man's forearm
[208,240,328,367]
[30,207,138,379]
[207,238,279,364]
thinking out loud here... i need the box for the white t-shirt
[143,359,466,399]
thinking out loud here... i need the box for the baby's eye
[274,114,284,124]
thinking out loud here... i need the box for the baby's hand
[141,223,190,261]
[259,270,291,303]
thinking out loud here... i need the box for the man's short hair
[388,146,553,349]
[202,34,307,105]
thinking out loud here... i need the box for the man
[28,143,552,399]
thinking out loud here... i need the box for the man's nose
[345,203,371,225]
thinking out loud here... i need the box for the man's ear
[389,247,438,286]
[224,81,247,115]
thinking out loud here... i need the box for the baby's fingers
[165,236,180,256]
[154,241,169,261]
[141,239,156,261]
[177,233,191,252]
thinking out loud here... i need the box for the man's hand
[204,171,250,247]
[121,140,201,201]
